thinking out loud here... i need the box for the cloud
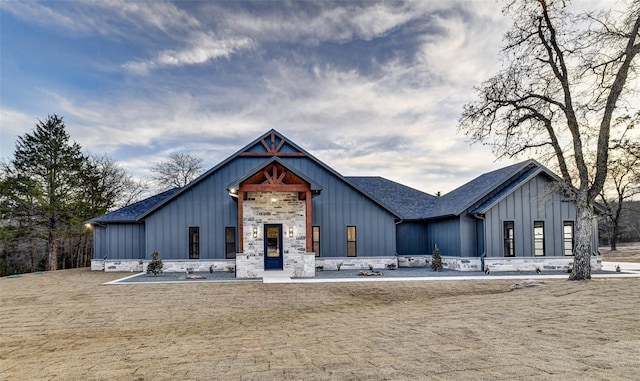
[0,0,199,38]
[1,1,518,193]
[123,32,254,73]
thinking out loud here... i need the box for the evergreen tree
[8,115,85,271]
[431,245,443,272]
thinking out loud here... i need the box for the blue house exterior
[89,130,601,276]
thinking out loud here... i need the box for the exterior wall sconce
[288,227,294,238]
[252,227,258,238]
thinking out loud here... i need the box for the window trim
[347,225,357,257]
[189,226,200,259]
[225,227,236,259]
[533,221,545,256]
[563,221,574,256]
[312,226,320,257]
[503,221,515,257]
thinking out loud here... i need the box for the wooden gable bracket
[240,132,306,157]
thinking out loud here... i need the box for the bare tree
[459,1,640,279]
[599,147,640,250]
[150,153,204,190]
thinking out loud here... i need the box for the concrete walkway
[107,262,640,285]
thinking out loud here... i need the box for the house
[89,130,601,276]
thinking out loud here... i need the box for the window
[563,221,574,256]
[312,226,320,257]
[225,227,236,259]
[503,221,515,257]
[189,227,200,259]
[347,226,357,257]
[533,221,545,256]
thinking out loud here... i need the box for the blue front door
[264,224,283,270]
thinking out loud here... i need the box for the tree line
[0,115,203,276]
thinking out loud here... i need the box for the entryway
[264,224,283,270]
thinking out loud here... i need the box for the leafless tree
[459,0,640,279]
[599,144,640,250]
[150,153,204,190]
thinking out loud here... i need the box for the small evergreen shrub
[431,245,443,272]
[147,250,163,276]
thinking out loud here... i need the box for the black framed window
[347,226,357,257]
[533,221,545,256]
[503,221,515,257]
[563,221,574,256]
[312,226,320,257]
[189,227,200,259]
[225,227,236,259]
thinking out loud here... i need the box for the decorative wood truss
[239,132,306,157]
[236,162,313,253]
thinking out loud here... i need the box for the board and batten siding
[396,222,429,256]
[425,218,461,257]
[283,157,397,258]
[484,174,575,257]
[143,155,397,260]
[93,224,145,260]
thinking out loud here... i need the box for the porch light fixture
[289,227,294,238]
[252,227,258,238]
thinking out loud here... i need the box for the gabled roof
[421,159,559,219]
[136,129,402,219]
[227,157,323,194]
[346,177,437,220]
[88,188,180,224]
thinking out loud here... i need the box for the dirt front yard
[1,268,639,380]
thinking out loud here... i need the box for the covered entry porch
[228,158,321,278]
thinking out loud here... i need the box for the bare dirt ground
[1,256,639,380]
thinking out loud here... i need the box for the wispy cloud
[1,1,515,193]
[123,32,254,73]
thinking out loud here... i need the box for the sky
[0,0,606,195]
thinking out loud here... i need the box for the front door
[264,224,283,270]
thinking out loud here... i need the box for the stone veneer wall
[484,256,602,272]
[239,191,314,278]
[92,259,236,273]
[315,257,397,271]
[398,255,602,272]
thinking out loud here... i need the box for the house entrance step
[261,269,294,283]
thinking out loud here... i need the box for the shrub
[147,251,163,276]
[431,245,443,272]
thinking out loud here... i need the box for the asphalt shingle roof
[91,157,548,224]
[421,160,537,219]
[346,177,438,220]
[88,188,180,223]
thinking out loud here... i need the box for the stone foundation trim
[314,257,398,271]
[397,255,429,268]
[398,255,482,271]
[92,259,237,273]
[484,256,602,272]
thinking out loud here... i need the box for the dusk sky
[0,1,613,195]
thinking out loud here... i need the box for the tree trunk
[569,193,593,280]
[48,230,57,271]
[610,222,618,251]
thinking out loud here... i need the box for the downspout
[473,213,486,272]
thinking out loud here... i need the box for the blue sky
[1,1,519,194]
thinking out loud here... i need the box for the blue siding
[396,222,429,256]
[484,174,576,257]
[144,155,397,259]
[425,218,461,257]
[94,224,145,259]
